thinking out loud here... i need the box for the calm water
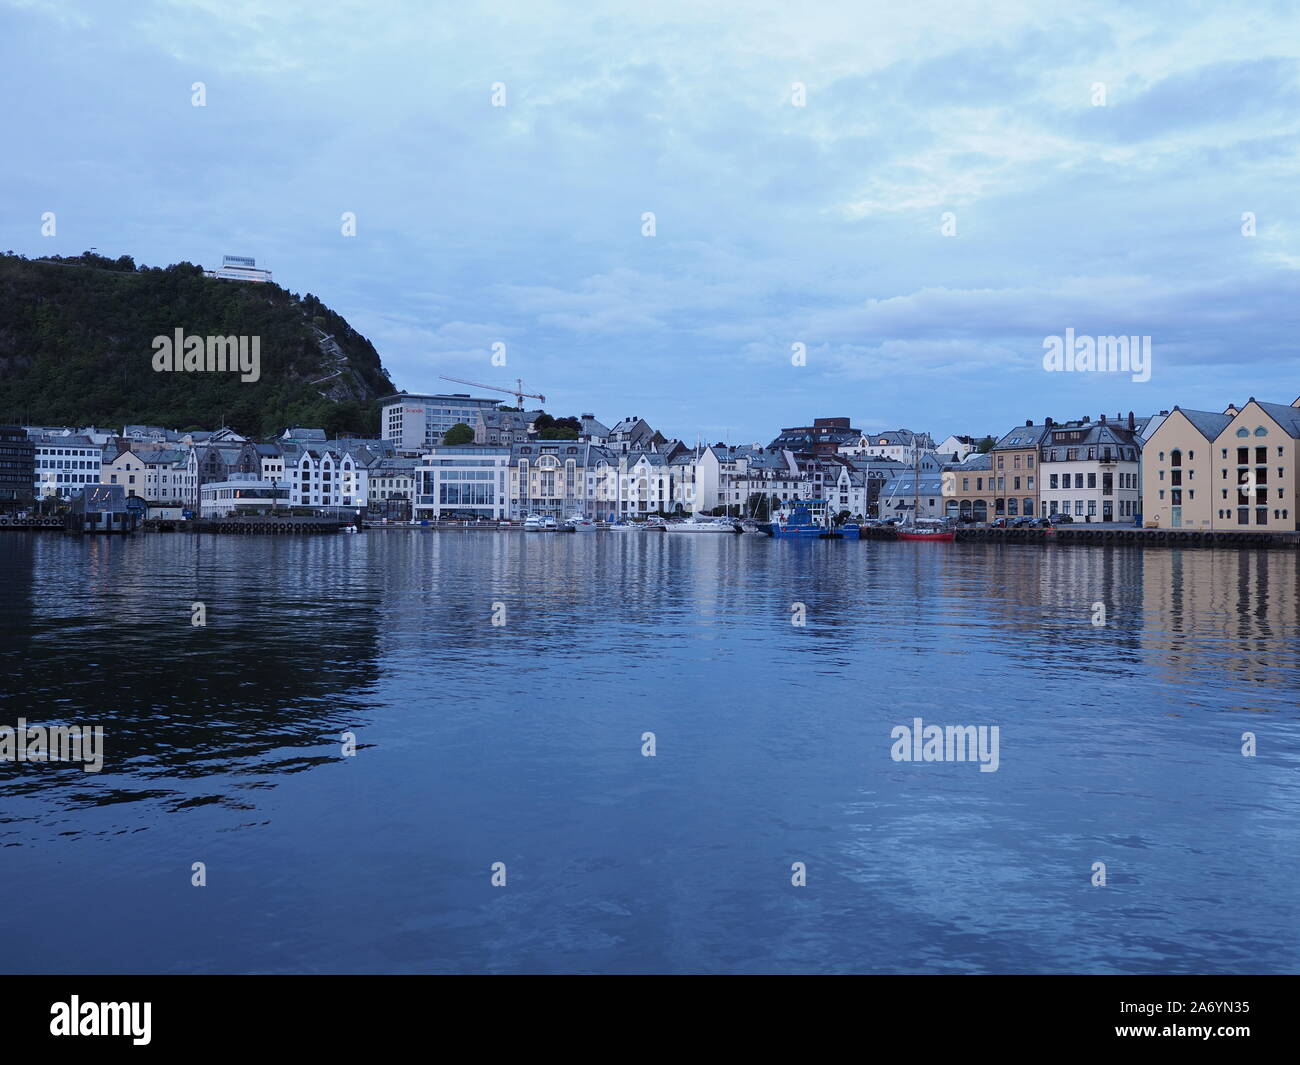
[1,530,1297,974]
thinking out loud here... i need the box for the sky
[2,0,1298,444]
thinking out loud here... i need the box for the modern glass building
[0,426,36,509]
[413,446,511,520]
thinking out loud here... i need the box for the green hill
[0,251,395,437]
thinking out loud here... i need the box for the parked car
[1009,516,1036,528]
[1051,513,1075,524]
[1031,517,1055,528]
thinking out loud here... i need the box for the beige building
[1142,398,1300,532]
[1212,399,1300,532]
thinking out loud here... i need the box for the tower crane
[438,375,545,408]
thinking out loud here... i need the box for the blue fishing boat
[763,501,835,538]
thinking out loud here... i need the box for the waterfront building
[1039,413,1150,524]
[1212,399,1300,531]
[199,474,290,517]
[380,394,503,455]
[0,426,35,510]
[988,421,1052,519]
[941,452,993,522]
[413,445,511,520]
[696,445,806,515]
[27,431,103,499]
[1141,406,1237,531]
[291,448,367,510]
[1143,397,1300,532]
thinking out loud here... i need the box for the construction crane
[438,375,545,407]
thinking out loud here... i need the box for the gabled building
[578,414,611,444]
[605,416,663,453]
[1039,413,1148,523]
[475,409,543,445]
[1143,397,1300,532]
[291,448,366,510]
[840,428,935,465]
[1140,406,1236,531]
[988,420,1053,519]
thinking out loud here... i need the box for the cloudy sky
[3,0,1297,442]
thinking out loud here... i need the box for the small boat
[897,523,955,542]
[665,515,740,534]
[543,517,558,530]
[564,513,596,531]
[523,514,545,531]
[763,501,834,539]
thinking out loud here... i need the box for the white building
[414,445,511,520]
[1039,414,1162,523]
[26,432,103,499]
[840,429,935,465]
[381,393,504,455]
[292,448,367,511]
[200,475,291,517]
[203,255,273,283]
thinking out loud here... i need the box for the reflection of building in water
[1140,549,1300,692]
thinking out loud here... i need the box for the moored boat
[897,527,955,542]
[665,515,740,533]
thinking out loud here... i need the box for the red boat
[897,528,955,542]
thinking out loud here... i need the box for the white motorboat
[523,514,546,531]
[564,513,596,530]
[665,515,740,533]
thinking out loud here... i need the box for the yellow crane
[438,375,546,407]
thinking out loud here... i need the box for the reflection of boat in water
[665,515,740,533]
[897,525,955,542]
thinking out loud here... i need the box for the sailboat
[896,445,954,542]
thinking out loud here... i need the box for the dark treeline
[0,251,395,438]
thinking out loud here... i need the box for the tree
[442,423,475,445]
[976,436,996,453]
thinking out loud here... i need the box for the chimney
[1128,411,1135,430]
[1026,419,1033,427]
[1100,414,1106,424]
[1045,416,1053,427]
